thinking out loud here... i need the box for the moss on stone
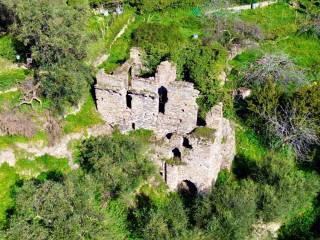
[191,127,216,142]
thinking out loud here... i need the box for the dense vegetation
[0,0,319,239]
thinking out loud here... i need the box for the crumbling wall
[95,50,199,136]
[95,48,236,193]
[153,104,235,193]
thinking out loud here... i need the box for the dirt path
[93,17,135,68]
[205,0,277,15]
[0,87,18,95]
[0,125,112,169]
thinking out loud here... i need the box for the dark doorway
[158,86,168,114]
[126,92,132,109]
[128,66,132,87]
[183,137,193,149]
[132,123,135,130]
[197,112,206,126]
[178,180,198,196]
[172,148,181,159]
[166,133,173,139]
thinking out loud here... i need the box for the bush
[3,173,110,239]
[181,42,227,116]
[128,193,189,239]
[196,173,258,240]
[133,22,184,73]
[77,131,155,201]
[2,0,91,112]
[241,53,306,90]
[41,61,92,113]
[0,35,16,61]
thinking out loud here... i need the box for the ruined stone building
[95,48,235,193]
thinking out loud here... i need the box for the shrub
[181,42,227,116]
[77,131,155,201]
[133,22,184,73]
[196,173,258,240]
[0,35,16,61]
[3,173,110,239]
[245,80,319,159]
[241,53,306,90]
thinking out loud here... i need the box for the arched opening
[126,92,132,109]
[158,86,168,114]
[132,123,135,130]
[166,133,173,139]
[172,148,181,160]
[183,137,192,149]
[178,180,197,196]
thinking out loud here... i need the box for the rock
[0,149,16,166]
[93,54,109,68]
[233,87,252,99]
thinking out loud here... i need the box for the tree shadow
[232,154,259,180]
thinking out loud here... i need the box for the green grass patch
[63,95,103,134]
[239,3,306,39]
[101,25,133,73]
[262,36,320,80]
[191,127,216,142]
[15,154,70,178]
[0,131,47,151]
[235,126,267,163]
[0,69,28,91]
[0,91,21,111]
[146,7,203,39]
[86,9,135,65]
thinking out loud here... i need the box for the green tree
[195,173,258,240]
[3,173,110,239]
[182,42,227,117]
[77,131,155,202]
[3,0,89,66]
[2,0,91,111]
[133,22,184,73]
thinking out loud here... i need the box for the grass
[101,7,204,73]
[239,3,306,39]
[101,22,133,73]
[262,35,320,80]
[235,126,267,163]
[231,3,320,82]
[15,154,70,178]
[63,94,104,134]
[0,69,28,91]
[191,127,216,142]
[0,131,47,151]
[86,8,135,65]
[146,7,203,39]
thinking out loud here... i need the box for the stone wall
[95,48,236,193]
[95,48,199,136]
[152,104,235,193]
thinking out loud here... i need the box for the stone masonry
[95,48,235,194]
